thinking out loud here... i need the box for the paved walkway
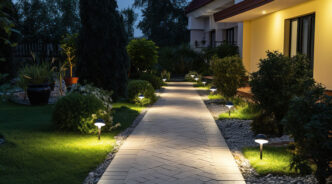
[98,82,245,184]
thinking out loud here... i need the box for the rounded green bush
[127,80,156,105]
[139,73,163,89]
[53,93,112,134]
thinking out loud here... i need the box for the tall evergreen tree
[78,0,129,99]
[121,7,137,40]
[134,0,189,47]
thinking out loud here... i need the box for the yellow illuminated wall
[242,0,332,90]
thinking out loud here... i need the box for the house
[213,0,332,92]
[186,0,245,54]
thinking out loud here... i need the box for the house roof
[214,0,273,21]
[214,0,309,22]
[185,0,214,13]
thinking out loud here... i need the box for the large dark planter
[27,84,51,105]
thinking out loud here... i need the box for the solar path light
[94,119,106,140]
[255,134,269,160]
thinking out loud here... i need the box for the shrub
[283,87,331,184]
[161,70,171,80]
[53,93,113,134]
[185,71,201,82]
[159,45,207,75]
[127,80,156,105]
[211,56,246,100]
[127,38,158,76]
[70,84,113,109]
[251,112,281,136]
[139,73,163,89]
[202,42,239,61]
[250,51,316,134]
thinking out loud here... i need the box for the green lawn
[243,146,295,175]
[0,102,143,184]
[208,94,225,100]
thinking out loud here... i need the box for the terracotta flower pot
[27,84,51,105]
[64,77,79,87]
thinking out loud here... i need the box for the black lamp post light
[255,134,269,160]
[225,102,234,116]
[202,81,207,86]
[194,77,199,82]
[190,74,195,78]
[94,119,106,140]
[163,78,167,82]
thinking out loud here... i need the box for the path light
[194,77,199,82]
[202,81,207,86]
[210,87,217,94]
[94,119,106,140]
[255,134,269,160]
[190,74,195,78]
[226,102,234,116]
[163,78,167,82]
[138,94,145,100]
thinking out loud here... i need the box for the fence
[12,40,61,58]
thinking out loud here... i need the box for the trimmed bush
[127,38,158,76]
[211,56,246,100]
[283,87,331,184]
[127,80,156,105]
[250,51,316,135]
[53,93,113,134]
[139,73,163,89]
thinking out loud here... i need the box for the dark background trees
[77,0,129,99]
[121,7,137,40]
[134,0,189,47]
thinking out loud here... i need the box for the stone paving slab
[98,82,245,184]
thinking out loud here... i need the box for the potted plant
[61,33,79,87]
[18,59,54,105]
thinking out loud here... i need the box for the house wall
[242,0,332,89]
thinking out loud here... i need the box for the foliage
[211,56,246,100]
[60,33,78,78]
[53,93,113,134]
[121,7,137,40]
[15,0,80,42]
[127,80,156,106]
[18,58,54,89]
[251,112,281,136]
[250,51,317,135]
[161,70,171,80]
[282,88,332,184]
[185,71,201,82]
[70,84,113,109]
[202,42,239,63]
[159,45,208,75]
[139,73,163,90]
[134,0,189,47]
[0,0,19,77]
[127,38,158,76]
[243,146,296,175]
[78,0,129,99]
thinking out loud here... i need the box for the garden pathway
[98,82,245,184]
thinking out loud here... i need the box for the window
[289,14,315,68]
[225,28,235,44]
[210,30,216,48]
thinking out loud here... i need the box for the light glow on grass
[243,146,295,175]
[219,102,261,120]
[208,94,225,100]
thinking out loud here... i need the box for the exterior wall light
[94,119,106,140]
[225,102,234,116]
[255,134,269,160]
